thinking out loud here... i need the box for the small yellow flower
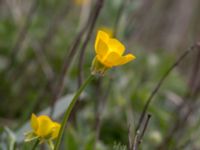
[25,114,61,149]
[91,30,136,75]
[30,114,60,139]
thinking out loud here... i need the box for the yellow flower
[99,27,113,37]
[91,30,136,75]
[25,113,60,148]
[30,114,60,139]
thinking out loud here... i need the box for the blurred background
[0,0,200,149]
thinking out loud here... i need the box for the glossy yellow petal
[115,54,136,66]
[103,52,121,67]
[36,115,54,137]
[108,39,125,56]
[92,30,136,74]
[95,39,109,58]
[31,114,38,132]
[99,27,113,37]
[51,122,61,139]
[95,31,109,57]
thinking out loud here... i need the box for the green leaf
[4,127,16,150]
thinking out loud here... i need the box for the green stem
[31,139,39,150]
[54,74,95,150]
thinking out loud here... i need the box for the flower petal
[115,54,136,66]
[103,52,121,67]
[51,122,61,139]
[99,27,113,37]
[95,31,109,57]
[37,115,54,137]
[108,39,125,56]
[31,114,38,132]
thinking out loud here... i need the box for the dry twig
[77,0,105,88]
[50,0,105,115]
[133,114,151,150]
[157,44,200,149]
[8,0,39,69]
[135,45,196,132]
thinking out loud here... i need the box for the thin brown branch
[133,114,151,150]
[8,0,38,68]
[31,41,55,81]
[50,26,87,116]
[138,114,151,144]
[135,45,196,132]
[28,2,72,96]
[158,77,200,149]
[77,0,105,88]
[174,111,200,150]
[157,100,199,150]
[23,1,71,83]
[156,44,200,150]
[170,43,200,120]
[189,45,200,95]
[50,0,105,115]
[40,1,71,53]
[5,0,66,85]
[133,130,140,150]
[189,47,200,89]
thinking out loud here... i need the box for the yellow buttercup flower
[91,30,136,75]
[25,114,60,149]
[30,114,60,139]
